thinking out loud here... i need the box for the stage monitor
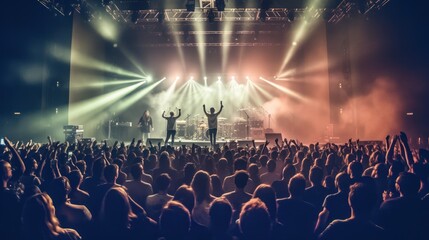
[265,133,282,148]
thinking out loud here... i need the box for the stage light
[246,76,250,80]
[204,76,208,86]
[292,41,297,46]
[176,76,180,80]
[147,75,153,82]
[232,76,236,81]
[113,43,118,48]
[218,76,221,81]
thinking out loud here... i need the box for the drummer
[203,101,224,147]
[162,109,181,146]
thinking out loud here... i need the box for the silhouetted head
[156,173,171,192]
[348,183,377,218]
[239,198,272,240]
[67,170,83,190]
[336,172,351,192]
[288,173,307,198]
[159,201,191,239]
[0,160,12,182]
[24,158,38,174]
[248,163,259,178]
[144,110,150,117]
[309,166,324,186]
[267,160,276,173]
[159,151,171,169]
[173,185,195,213]
[282,164,296,180]
[191,170,212,203]
[396,172,420,197]
[234,158,247,172]
[169,111,174,117]
[348,161,363,179]
[210,107,215,114]
[100,187,136,230]
[209,198,232,232]
[46,177,71,205]
[104,164,119,184]
[253,184,277,221]
[130,163,144,180]
[234,170,249,189]
[210,174,223,196]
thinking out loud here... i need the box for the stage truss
[38,0,390,24]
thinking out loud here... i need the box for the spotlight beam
[69,81,145,120]
[113,78,166,113]
[51,46,146,79]
[259,77,307,102]
[72,79,145,89]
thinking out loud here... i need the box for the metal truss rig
[38,0,390,24]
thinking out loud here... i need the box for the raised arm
[176,109,182,118]
[203,104,209,116]
[162,111,167,119]
[385,135,398,164]
[216,101,224,115]
[399,132,414,170]
[4,137,25,178]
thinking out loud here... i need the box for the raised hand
[3,137,13,148]
[399,131,408,144]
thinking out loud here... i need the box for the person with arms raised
[203,101,223,147]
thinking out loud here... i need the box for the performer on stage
[138,110,153,143]
[162,109,181,146]
[203,101,224,147]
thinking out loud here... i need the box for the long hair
[99,187,136,231]
[191,170,212,204]
[21,193,64,240]
[253,184,277,221]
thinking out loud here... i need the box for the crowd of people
[1,132,429,240]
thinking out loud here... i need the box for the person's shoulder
[272,180,282,186]
[221,191,234,198]
[76,189,89,197]
[59,228,82,240]
[380,196,401,209]
[66,202,91,216]
[277,197,291,205]
[0,187,19,199]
